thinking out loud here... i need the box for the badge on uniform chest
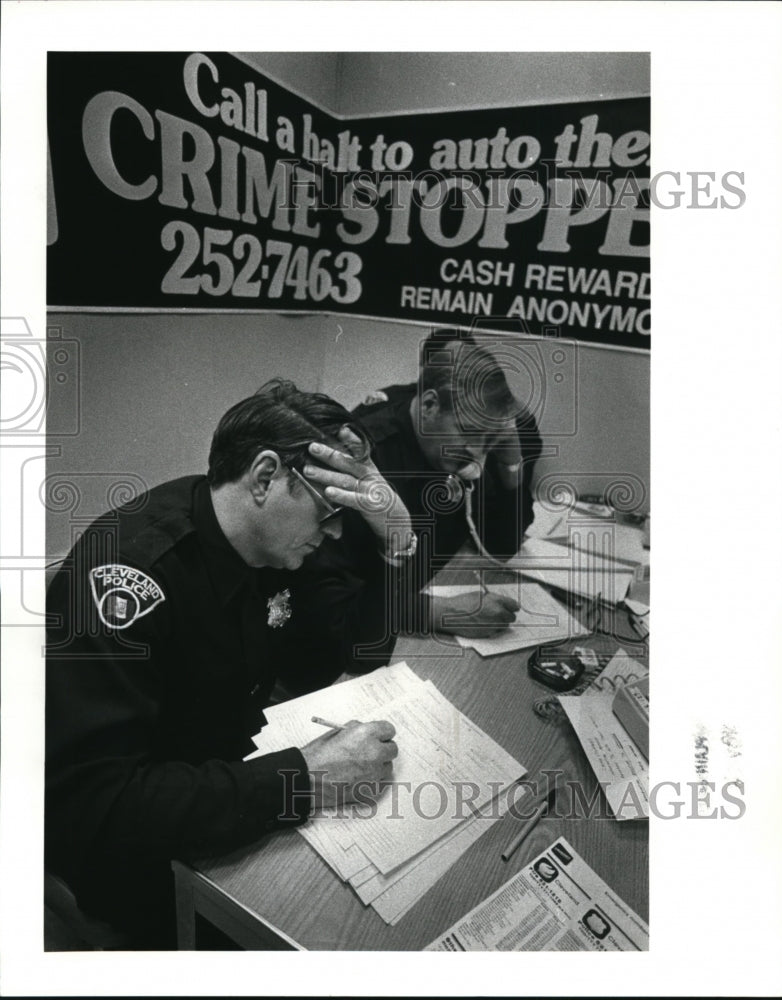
[266,588,292,628]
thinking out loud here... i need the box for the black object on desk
[528,646,586,692]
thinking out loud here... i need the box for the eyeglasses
[286,466,344,525]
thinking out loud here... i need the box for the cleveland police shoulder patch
[88,563,166,629]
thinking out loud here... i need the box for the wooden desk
[174,594,648,950]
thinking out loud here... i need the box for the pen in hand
[311,716,397,745]
[311,716,346,733]
[472,570,490,596]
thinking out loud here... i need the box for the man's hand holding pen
[301,719,398,809]
[432,571,520,639]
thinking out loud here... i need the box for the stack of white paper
[508,537,635,604]
[525,500,649,569]
[245,662,526,925]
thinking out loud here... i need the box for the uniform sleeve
[45,556,311,880]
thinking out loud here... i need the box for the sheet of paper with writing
[558,651,649,820]
[428,581,588,657]
[342,682,524,873]
[354,784,530,925]
[251,660,424,748]
[245,663,526,919]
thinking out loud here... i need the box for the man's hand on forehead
[304,439,368,493]
[308,425,365,466]
[303,435,413,550]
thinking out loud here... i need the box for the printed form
[245,662,526,921]
[426,836,649,951]
[342,682,523,873]
[558,650,649,819]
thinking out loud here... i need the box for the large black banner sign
[48,52,650,349]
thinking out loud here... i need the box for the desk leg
[172,861,197,949]
[171,860,299,950]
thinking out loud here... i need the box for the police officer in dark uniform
[45,380,416,948]
[293,330,543,666]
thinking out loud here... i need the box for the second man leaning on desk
[288,328,544,671]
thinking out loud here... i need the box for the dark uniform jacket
[45,475,396,946]
[290,384,543,669]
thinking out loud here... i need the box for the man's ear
[248,450,283,505]
[420,388,441,420]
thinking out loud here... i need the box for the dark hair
[419,327,515,422]
[207,379,369,487]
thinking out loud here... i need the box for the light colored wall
[234,52,342,111]
[236,51,650,116]
[337,51,650,115]
[46,312,331,557]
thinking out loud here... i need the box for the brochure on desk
[426,836,649,951]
